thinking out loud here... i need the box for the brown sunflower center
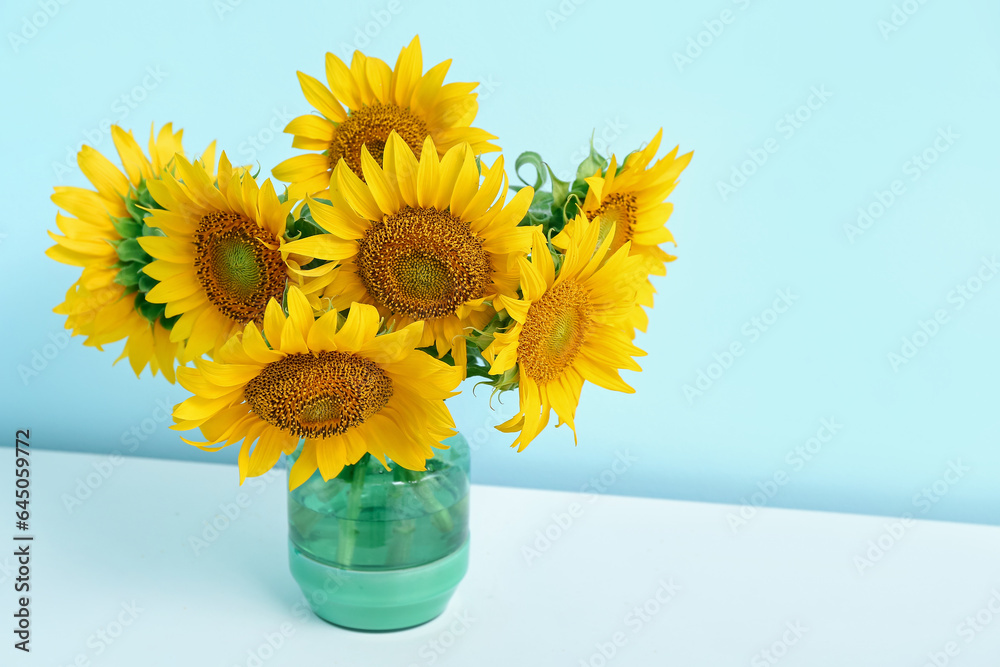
[244,352,393,438]
[355,206,492,320]
[517,280,592,383]
[193,212,287,324]
[328,102,429,179]
[587,192,638,255]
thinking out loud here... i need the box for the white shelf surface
[2,448,1000,666]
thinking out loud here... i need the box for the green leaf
[111,216,142,239]
[114,263,140,287]
[141,222,165,238]
[124,195,147,222]
[136,185,161,210]
[529,190,553,215]
[116,238,150,263]
[137,270,158,293]
[465,363,493,380]
[545,165,569,208]
[514,151,547,190]
[575,132,609,181]
[134,293,166,324]
[562,192,582,224]
[160,312,180,330]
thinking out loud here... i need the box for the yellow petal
[262,298,285,349]
[325,52,360,110]
[316,437,348,480]
[335,160,384,222]
[137,236,193,264]
[309,197,368,239]
[334,302,380,350]
[289,441,318,490]
[284,114,336,141]
[297,71,346,122]
[282,235,357,261]
[285,286,314,341]
[78,145,129,198]
[361,145,402,214]
[416,136,441,208]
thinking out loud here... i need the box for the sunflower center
[517,280,592,383]
[193,212,286,324]
[355,206,492,320]
[244,352,393,438]
[587,192,638,255]
[329,102,429,179]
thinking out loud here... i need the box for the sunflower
[282,131,534,374]
[554,129,692,336]
[138,152,332,363]
[487,217,646,450]
[47,124,215,382]
[272,35,499,197]
[172,287,461,488]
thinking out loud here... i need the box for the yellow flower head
[47,124,216,382]
[273,35,499,197]
[138,152,331,363]
[555,129,692,336]
[282,131,535,374]
[173,287,462,488]
[487,217,646,450]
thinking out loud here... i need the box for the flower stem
[403,469,454,533]
[336,460,368,566]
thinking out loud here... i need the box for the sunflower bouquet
[47,36,690,561]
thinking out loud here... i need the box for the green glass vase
[287,434,470,631]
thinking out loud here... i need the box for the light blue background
[2,0,998,525]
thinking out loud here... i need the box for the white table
[3,448,999,666]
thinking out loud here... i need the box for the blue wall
[2,0,998,525]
